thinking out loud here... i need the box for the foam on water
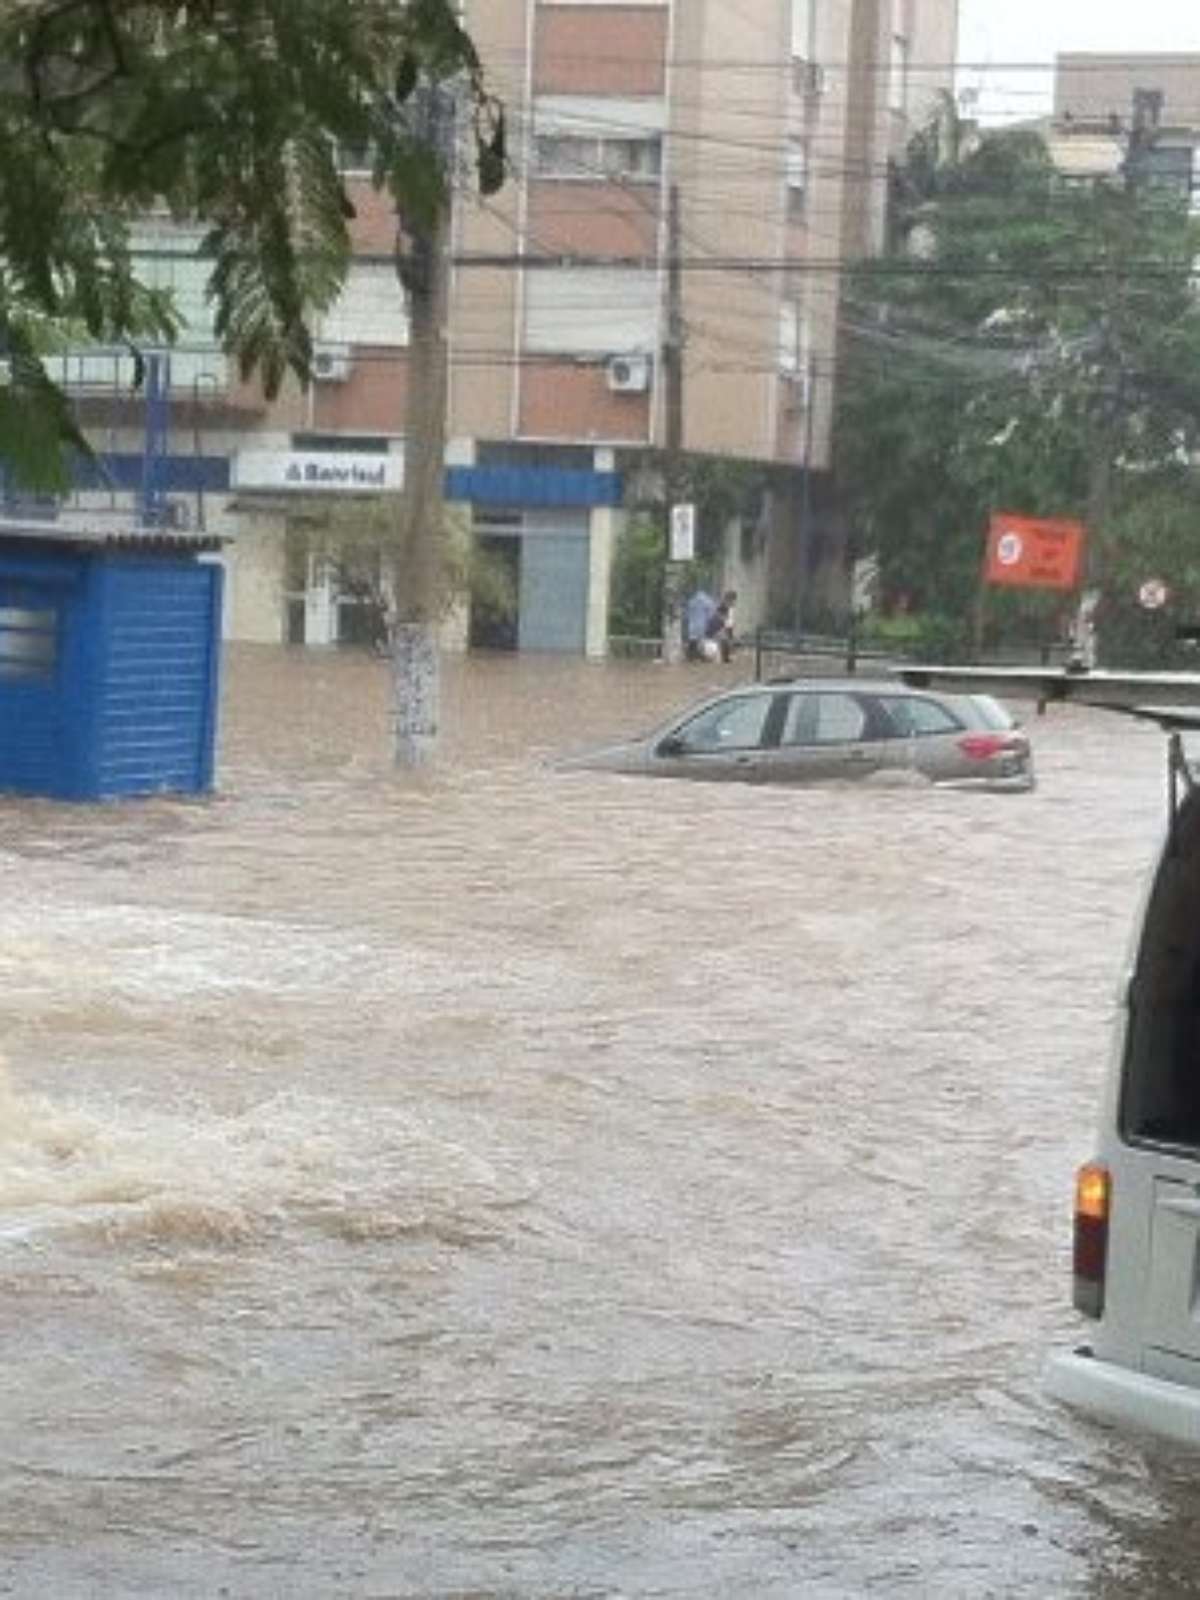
[0,1056,535,1251]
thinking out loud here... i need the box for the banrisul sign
[233,451,404,494]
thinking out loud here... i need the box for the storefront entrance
[470,510,589,654]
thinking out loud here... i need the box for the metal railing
[607,628,1074,680]
[608,635,664,660]
[751,629,890,682]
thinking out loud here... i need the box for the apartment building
[41,0,958,654]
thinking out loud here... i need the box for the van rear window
[1121,812,1200,1151]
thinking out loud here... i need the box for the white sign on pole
[1138,577,1169,611]
[670,502,695,562]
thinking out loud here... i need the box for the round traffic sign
[995,531,1024,567]
[1138,578,1169,611]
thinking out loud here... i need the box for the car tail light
[1072,1161,1110,1318]
[957,731,1025,761]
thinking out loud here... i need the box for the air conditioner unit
[606,354,651,394]
[312,343,351,383]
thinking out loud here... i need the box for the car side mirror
[657,735,686,757]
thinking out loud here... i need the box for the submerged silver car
[561,678,1034,789]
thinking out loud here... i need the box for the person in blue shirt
[685,586,716,660]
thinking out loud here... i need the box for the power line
[486,52,1200,74]
[451,252,1200,280]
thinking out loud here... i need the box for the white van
[899,666,1200,1445]
[1046,705,1200,1444]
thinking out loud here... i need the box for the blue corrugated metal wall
[90,560,222,797]
[0,552,83,797]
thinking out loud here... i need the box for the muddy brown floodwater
[2,645,1200,1598]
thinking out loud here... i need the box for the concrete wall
[227,510,286,644]
[1055,54,1200,124]
[586,504,619,656]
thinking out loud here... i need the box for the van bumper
[1045,1346,1200,1448]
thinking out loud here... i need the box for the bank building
[24,0,958,657]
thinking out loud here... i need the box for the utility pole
[1076,89,1158,668]
[393,87,453,767]
[793,348,816,645]
[661,181,686,664]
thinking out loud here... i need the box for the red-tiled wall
[528,182,660,257]
[534,6,668,95]
[519,361,650,440]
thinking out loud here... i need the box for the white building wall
[586,504,619,657]
[227,512,286,644]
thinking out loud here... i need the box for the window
[524,268,658,355]
[53,218,230,394]
[0,604,57,682]
[319,263,409,348]
[1138,143,1194,205]
[889,0,909,116]
[882,696,961,737]
[670,695,771,753]
[791,0,813,60]
[129,223,215,338]
[969,695,1015,732]
[786,137,809,219]
[778,302,802,375]
[292,433,394,454]
[782,692,867,745]
[534,133,662,181]
[1119,822,1200,1147]
[777,303,810,408]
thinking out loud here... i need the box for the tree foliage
[838,112,1200,656]
[301,492,517,641]
[0,0,504,483]
[612,452,772,638]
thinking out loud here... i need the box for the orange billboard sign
[984,513,1086,591]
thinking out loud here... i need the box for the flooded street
[2,645,1198,1597]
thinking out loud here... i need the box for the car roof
[730,677,967,695]
[643,677,999,744]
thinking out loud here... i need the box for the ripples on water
[0,645,1196,1597]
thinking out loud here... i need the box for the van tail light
[957,732,1026,762]
[1072,1161,1111,1318]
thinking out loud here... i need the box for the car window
[781,692,868,746]
[671,694,772,753]
[883,696,961,737]
[969,694,1014,730]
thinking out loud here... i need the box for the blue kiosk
[0,520,224,800]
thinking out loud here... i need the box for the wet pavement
[0,644,1197,1598]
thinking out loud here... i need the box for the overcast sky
[957,0,1200,122]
